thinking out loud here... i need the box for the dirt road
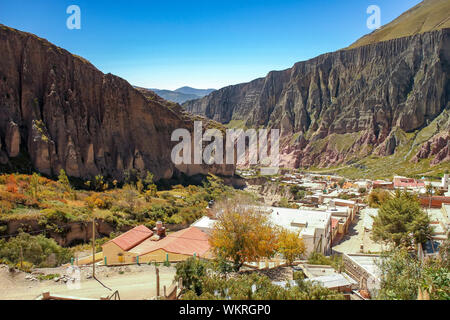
[0,264,177,300]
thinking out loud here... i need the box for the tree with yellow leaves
[277,229,305,266]
[209,197,278,271]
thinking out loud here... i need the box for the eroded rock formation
[0,25,234,181]
[184,29,450,168]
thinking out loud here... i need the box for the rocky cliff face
[0,25,234,181]
[184,29,450,168]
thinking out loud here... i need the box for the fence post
[156,267,160,297]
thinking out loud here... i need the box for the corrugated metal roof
[305,273,357,288]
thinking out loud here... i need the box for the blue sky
[0,0,421,90]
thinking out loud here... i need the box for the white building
[442,174,450,189]
[264,207,332,256]
[192,206,333,256]
[191,216,216,235]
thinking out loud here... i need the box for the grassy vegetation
[224,119,247,129]
[0,172,239,243]
[306,120,450,180]
[348,0,450,49]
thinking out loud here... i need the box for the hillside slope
[349,0,450,49]
[183,29,450,172]
[0,25,234,181]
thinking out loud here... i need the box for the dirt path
[332,212,385,254]
[0,264,176,300]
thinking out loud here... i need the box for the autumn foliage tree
[6,174,18,193]
[277,229,305,265]
[209,197,278,271]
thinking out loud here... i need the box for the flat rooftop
[346,254,381,278]
[263,206,331,232]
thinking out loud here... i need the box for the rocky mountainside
[183,28,450,171]
[0,25,234,181]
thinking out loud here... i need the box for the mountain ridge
[183,28,450,173]
[144,86,216,104]
[0,24,234,181]
[349,0,450,49]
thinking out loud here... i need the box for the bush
[0,232,72,268]
[183,272,345,300]
[176,257,208,295]
[15,261,33,272]
[368,189,391,208]
[308,252,344,272]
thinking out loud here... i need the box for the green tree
[29,173,40,199]
[0,232,72,269]
[377,247,449,300]
[182,273,345,300]
[144,171,154,187]
[58,169,72,193]
[175,257,208,295]
[372,191,432,246]
[377,248,422,300]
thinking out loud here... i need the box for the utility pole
[19,245,23,269]
[329,216,333,255]
[92,217,96,277]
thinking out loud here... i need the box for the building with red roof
[418,196,450,209]
[393,176,425,189]
[102,225,153,265]
[130,226,212,263]
[102,225,212,265]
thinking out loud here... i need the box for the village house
[102,225,153,265]
[129,226,212,263]
[265,207,332,256]
[393,176,425,191]
[372,180,394,190]
[102,224,212,265]
[442,174,450,190]
[419,195,450,209]
[341,253,382,298]
[193,206,338,257]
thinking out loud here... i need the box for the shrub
[176,257,208,295]
[16,261,33,273]
[0,232,72,268]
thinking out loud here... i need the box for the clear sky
[0,0,422,90]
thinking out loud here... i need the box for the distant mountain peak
[148,86,216,104]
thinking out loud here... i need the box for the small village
[2,170,447,301]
